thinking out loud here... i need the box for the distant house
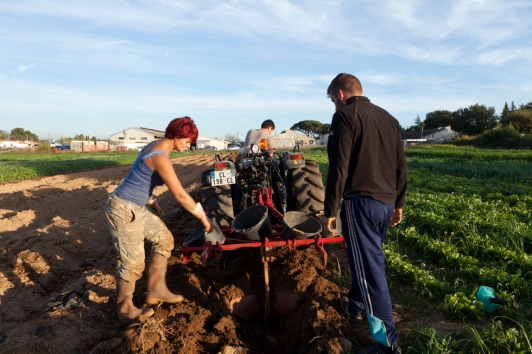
[0,140,36,149]
[195,136,229,150]
[0,140,15,148]
[109,127,166,150]
[110,127,229,151]
[271,130,316,149]
[70,140,109,152]
[401,126,458,147]
[315,134,329,146]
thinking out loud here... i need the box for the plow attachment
[177,221,344,322]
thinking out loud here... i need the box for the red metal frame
[256,186,284,220]
[176,178,345,265]
[178,224,345,266]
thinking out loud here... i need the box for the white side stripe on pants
[345,199,374,315]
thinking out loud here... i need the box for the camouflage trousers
[104,192,174,283]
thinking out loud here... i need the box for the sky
[1,0,531,141]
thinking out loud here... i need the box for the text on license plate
[211,169,236,186]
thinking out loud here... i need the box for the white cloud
[476,48,532,65]
[2,0,530,67]
[1,0,531,137]
[7,64,37,76]
[94,40,131,49]
[0,78,332,138]
[361,73,402,86]
[248,75,321,94]
[16,65,30,73]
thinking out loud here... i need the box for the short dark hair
[327,73,363,98]
[164,117,199,143]
[261,119,275,130]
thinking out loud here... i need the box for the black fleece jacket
[324,96,407,217]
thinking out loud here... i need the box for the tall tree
[500,109,532,134]
[319,123,331,135]
[10,127,38,141]
[424,110,453,129]
[451,104,498,135]
[224,133,238,143]
[58,137,72,144]
[414,115,425,130]
[290,120,325,138]
[501,102,510,121]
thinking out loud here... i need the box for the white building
[109,127,165,150]
[401,126,459,147]
[70,141,109,152]
[110,127,229,150]
[0,140,34,149]
[271,130,316,149]
[195,135,229,150]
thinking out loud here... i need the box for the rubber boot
[116,278,154,323]
[145,252,184,305]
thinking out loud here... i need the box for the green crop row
[408,158,532,184]
[313,145,532,350]
[404,320,532,353]
[406,144,532,161]
[0,150,200,183]
[389,228,531,296]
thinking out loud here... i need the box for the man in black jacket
[324,73,407,354]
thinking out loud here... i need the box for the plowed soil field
[0,154,418,354]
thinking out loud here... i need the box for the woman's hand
[149,198,164,217]
[204,217,222,234]
[191,203,221,234]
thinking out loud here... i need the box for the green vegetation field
[0,150,204,183]
[305,146,532,353]
[3,146,531,352]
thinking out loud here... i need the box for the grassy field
[3,145,531,352]
[0,149,209,183]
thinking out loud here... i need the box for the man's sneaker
[340,296,363,325]
[356,343,402,354]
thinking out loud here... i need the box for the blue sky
[1,0,531,141]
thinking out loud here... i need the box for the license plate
[211,169,236,186]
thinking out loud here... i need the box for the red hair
[164,117,198,143]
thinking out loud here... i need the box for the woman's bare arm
[149,154,214,232]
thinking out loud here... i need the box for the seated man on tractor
[239,119,276,153]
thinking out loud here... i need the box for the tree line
[406,101,532,136]
[4,100,531,145]
[0,128,103,143]
[223,120,331,143]
[265,100,532,140]
[0,128,39,141]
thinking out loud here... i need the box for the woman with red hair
[104,117,216,323]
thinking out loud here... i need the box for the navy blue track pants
[341,197,398,348]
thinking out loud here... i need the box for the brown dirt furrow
[0,153,379,354]
[0,154,219,353]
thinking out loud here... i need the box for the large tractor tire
[287,159,325,214]
[201,170,234,227]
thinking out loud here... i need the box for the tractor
[178,141,344,321]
